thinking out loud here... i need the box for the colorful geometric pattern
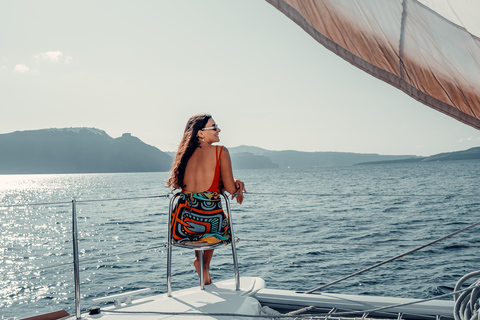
[171,192,231,245]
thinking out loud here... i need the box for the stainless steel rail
[72,199,81,319]
[221,193,240,291]
[166,192,240,296]
[2,194,169,319]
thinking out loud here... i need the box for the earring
[202,137,205,142]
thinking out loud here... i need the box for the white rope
[454,271,480,320]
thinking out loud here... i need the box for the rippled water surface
[2,160,480,319]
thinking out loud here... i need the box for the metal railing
[166,192,240,296]
[1,194,169,319]
[72,200,81,319]
[3,191,480,319]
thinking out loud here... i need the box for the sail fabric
[266,0,480,129]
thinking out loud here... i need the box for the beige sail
[266,0,480,129]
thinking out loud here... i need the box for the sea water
[1,160,480,319]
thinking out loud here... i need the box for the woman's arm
[220,147,246,204]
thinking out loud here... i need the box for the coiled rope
[454,270,480,320]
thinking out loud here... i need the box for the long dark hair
[167,114,212,190]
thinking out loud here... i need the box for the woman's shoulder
[219,146,232,162]
[209,144,228,152]
[216,145,230,153]
[199,144,227,157]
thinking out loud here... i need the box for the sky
[1,1,479,157]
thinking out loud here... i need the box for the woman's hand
[233,178,246,204]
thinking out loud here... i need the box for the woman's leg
[203,249,214,284]
[194,249,214,285]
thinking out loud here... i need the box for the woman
[167,114,246,285]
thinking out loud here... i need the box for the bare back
[183,144,219,193]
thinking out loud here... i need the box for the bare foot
[204,270,212,285]
[194,259,212,285]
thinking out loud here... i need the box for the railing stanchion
[167,194,175,297]
[222,193,240,291]
[72,199,81,319]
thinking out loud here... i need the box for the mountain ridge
[1,128,478,174]
[355,146,480,165]
[228,145,418,168]
[0,128,172,174]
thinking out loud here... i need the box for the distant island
[0,128,172,174]
[354,146,480,165]
[0,127,478,174]
[228,146,417,168]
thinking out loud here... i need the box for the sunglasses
[201,124,219,131]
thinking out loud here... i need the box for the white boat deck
[59,276,455,320]
[76,277,266,320]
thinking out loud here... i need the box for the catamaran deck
[51,277,454,320]
[68,277,264,320]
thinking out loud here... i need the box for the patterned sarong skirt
[171,192,231,245]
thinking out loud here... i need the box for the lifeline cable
[305,219,480,294]
[2,191,478,208]
[75,194,168,203]
[4,262,74,277]
[246,191,480,198]
[3,192,479,293]
[0,194,169,208]
[4,243,168,277]
[237,237,480,248]
[8,234,477,278]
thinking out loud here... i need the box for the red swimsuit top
[206,146,223,192]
